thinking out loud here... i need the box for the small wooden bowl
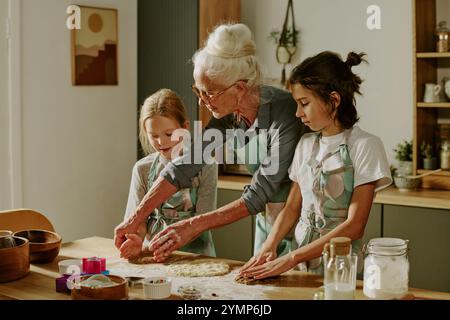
[13,230,62,264]
[0,236,30,283]
[70,275,129,300]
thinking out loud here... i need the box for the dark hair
[288,51,367,129]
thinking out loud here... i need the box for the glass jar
[441,141,450,170]
[363,238,409,300]
[436,21,450,53]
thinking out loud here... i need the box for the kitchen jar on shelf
[435,21,449,53]
[363,238,410,300]
[441,141,450,170]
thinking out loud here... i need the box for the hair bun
[345,52,367,68]
[205,23,256,59]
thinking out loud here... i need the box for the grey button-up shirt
[160,85,304,215]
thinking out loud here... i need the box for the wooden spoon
[405,169,442,179]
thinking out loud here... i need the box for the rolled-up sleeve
[241,114,302,215]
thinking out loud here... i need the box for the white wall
[242,0,414,164]
[17,0,137,242]
[0,0,9,210]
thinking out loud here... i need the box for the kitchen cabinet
[383,205,450,293]
[413,0,450,190]
[137,0,240,157]
[198,0,241,128]
[212,189,254,262]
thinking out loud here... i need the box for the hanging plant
[268,0,299,86]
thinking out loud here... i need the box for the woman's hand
[114,219,141,250]
[119,234,143,259]
[148,218,199,262]
[240,253,298,280]
[239,244,277,275]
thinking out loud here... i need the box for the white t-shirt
[289,126,392,192]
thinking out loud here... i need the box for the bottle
[323,237,357,300]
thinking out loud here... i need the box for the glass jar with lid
[363,238,410,300]
[436,21,449,53]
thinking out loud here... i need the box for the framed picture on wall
[71,6,118,85]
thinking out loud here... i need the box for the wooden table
[0,237,449,300]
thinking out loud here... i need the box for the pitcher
[423,83,442,103]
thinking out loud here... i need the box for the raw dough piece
[128,251,155,265]
[128,252,191,265]
[167,259,230,277]
[234,274,278,285]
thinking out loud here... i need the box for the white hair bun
[206,23,256,59]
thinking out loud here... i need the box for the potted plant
[393,140,413,175]
[421,141,437,170]
[268,27,299,64]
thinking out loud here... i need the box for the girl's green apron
[145,154,216,257]
[233,130,296,257]
[295,129,362,274]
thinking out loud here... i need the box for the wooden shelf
[417,169,450,177]
[416,52,450,58]
[417,102,450,108]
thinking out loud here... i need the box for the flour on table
[167,259,230,277]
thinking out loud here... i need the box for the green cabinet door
[357,204,382,279]
[212,189,254,262]
[383,205,450,293]
[362,204,383,247]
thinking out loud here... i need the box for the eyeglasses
[191,81,242,104]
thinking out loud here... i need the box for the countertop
[0,237,449,300]
[218,175,450,210]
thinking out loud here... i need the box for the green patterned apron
[146,154,216,256]
[295,129,362,274]
[233,130,296,256]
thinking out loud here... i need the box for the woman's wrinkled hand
[148,218,198,262]
[119,234,143,259]
[114,218,140,250]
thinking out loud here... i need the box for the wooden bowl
[0,236,30,283]
[70,275,128,300]
[13,230,62,264]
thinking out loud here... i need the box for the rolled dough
[167,259,230,277]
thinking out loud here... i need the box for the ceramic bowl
[142,277,172,300]
[0,236,30,283]
[393,175,421,191]
[13,230,62,264]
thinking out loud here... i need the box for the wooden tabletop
[218,175,450,210]
[0,237,449,300]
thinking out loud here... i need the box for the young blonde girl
[120,89,217,259]
[240,51,392,278]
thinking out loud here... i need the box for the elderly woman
[115,23,305,262]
